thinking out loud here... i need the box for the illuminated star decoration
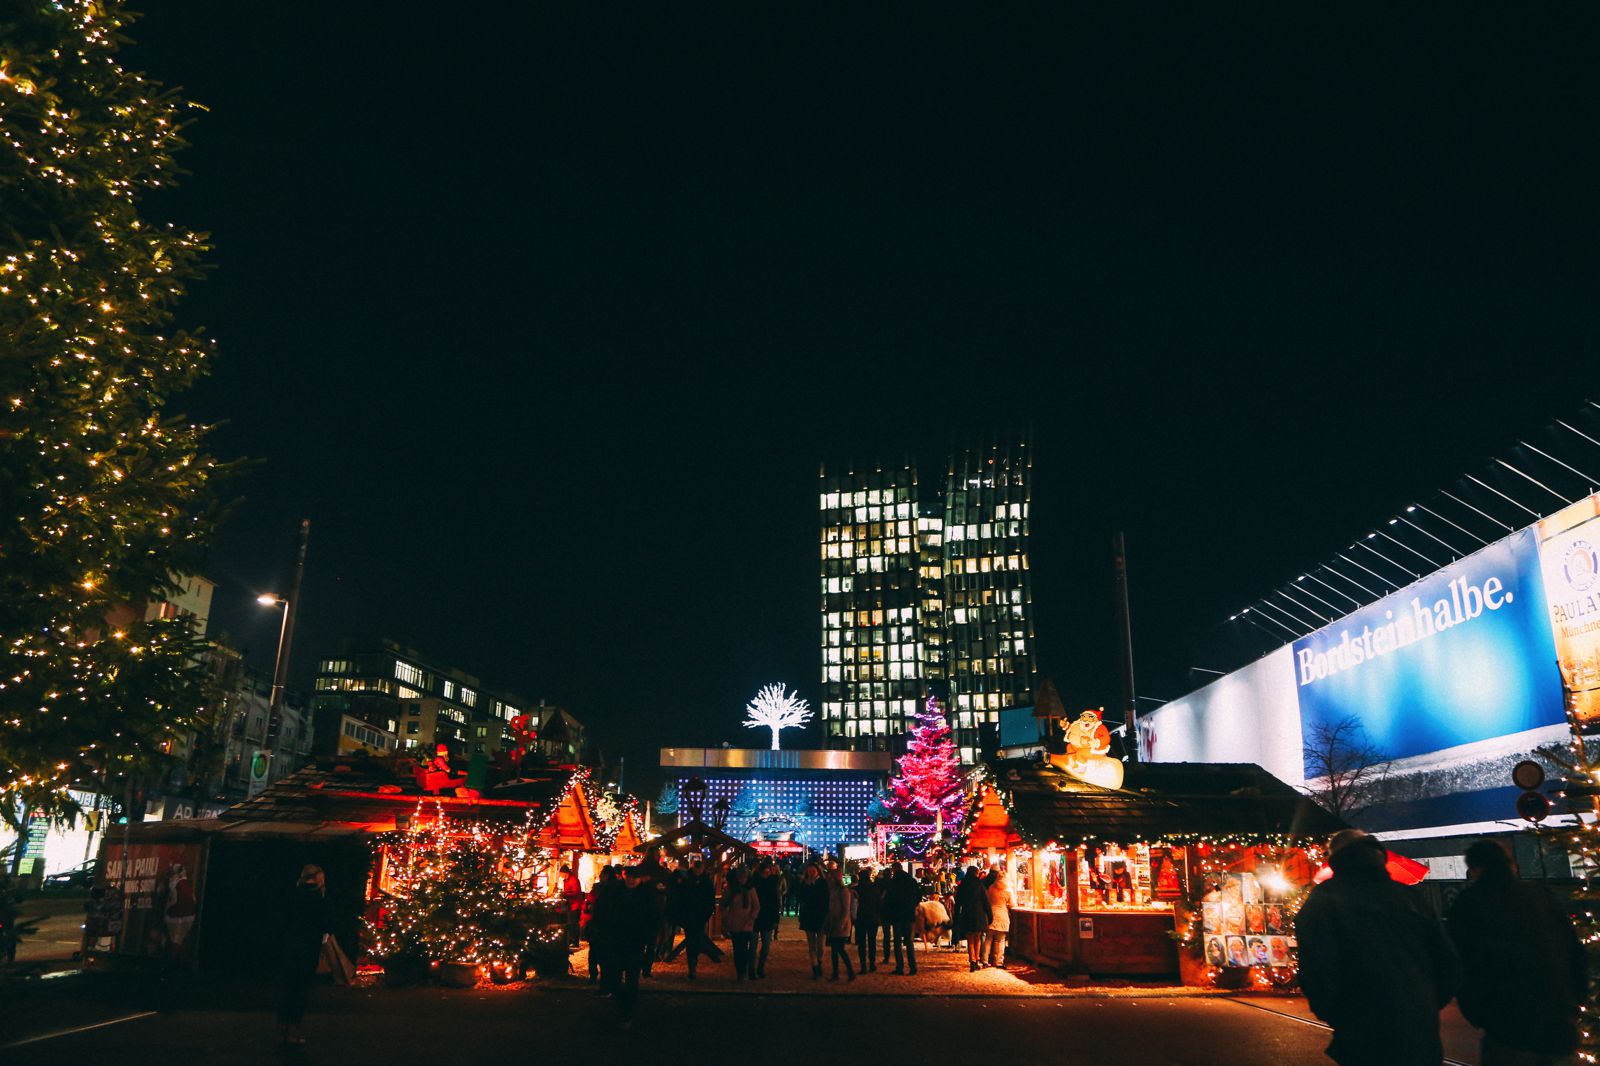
[743,683,812,750]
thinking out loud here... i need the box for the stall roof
[215,755,575,832]
[979,758,1344,847]
[635,820,758,861]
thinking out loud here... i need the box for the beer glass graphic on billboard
[1538,493,1600,729]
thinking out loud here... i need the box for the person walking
[668,860,723,978]
[277,864,331,1047]
[639,871,667,978]
[1297,829,1461,1066]
[752,860,782,978]
[1447,838,1586,1066]
[723,867,761,980]
[612,867,653,1029]
[797,863,829,979]
[825,866,856,982]
[983,868,1011,968]
[585,866,622,992]
[953,866,992,971]
[881,862,921,975]
[560,864,584,949]
[853,866,883,973]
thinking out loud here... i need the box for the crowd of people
[1297,830,1586,1066]
[276,826,1586,1058]
[565,855,1015,1024]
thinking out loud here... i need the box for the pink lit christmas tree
[886,696,966,832]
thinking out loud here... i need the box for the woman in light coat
[983,868,1012,968]
[824,866,856,982]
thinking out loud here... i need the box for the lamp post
[257,592,290,708]
[254,593,290,796]
[253,519,310,795]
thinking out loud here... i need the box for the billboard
[1141,496,1592,836]
[1291,529,1563,762]
[1537,496,1600,727]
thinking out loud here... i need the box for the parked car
[43,860,98,890]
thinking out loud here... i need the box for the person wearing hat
[1296,829,1461,1065]
[1446,838,1586,1065]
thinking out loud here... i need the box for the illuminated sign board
[1291,529,1563,761]
[1141,496,1598,836]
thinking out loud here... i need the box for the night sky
[124,6,1599,790]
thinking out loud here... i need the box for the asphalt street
[0,916,1480,1066]
[2,985,1342,1066]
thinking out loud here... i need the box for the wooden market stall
[87,754,614,972]
[632,819,757,871]
[965,758,1343,985]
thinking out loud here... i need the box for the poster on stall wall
[1149,847,1183,901]
[1201,873,1290,969]
[97,842,204,966]
[1538,495,1600,728]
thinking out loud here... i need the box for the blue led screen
[674,772,879,853]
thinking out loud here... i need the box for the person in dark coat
[585,866,622,989]
[853,866,883,973]
[1297,829,1461,1066]
[278,864,331,1047]
[880,862,923,975]
[666,860,723,977]
[610,868,654,1028]
[952,866,993,972]
[1447,838,1587,1064]
[796,863,830,979]
[752,860,782,978]
[638,873,667,978]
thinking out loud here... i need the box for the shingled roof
[215,754,569,830]
[976,757,1344,847]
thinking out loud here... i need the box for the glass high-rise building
[818,463,930,748]
[820,430,1036,763]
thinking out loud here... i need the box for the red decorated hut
[964,757,1344,987]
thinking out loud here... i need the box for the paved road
[1,915,1479,1066]
[4,985,1340,1066]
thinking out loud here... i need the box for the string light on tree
[0,0,227,833]
[366,802,563,982]
[886,695,966,833]
[743,683,812,750]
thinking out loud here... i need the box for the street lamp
[257,593,290,713]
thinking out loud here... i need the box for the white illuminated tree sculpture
[744,683,812,750]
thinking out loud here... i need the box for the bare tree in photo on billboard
[1302,715,1392,821]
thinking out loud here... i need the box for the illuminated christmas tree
[1532,730,1600,1063]
[886,696,966,831]
[368,807,561,979]
[0,0,226,832]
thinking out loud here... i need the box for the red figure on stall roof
[418,744,467,794]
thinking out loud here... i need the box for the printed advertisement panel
[93,841,204,965]
[1537,496,1600,727]
[1139,646,1304,784]
[1291,529,1563,762]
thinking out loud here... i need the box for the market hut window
[1075,843,1174,913]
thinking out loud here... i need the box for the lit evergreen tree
[0,0,227,832]
[367,812,561,978]
[1533,738,1600,1062]
[885,696,966,831]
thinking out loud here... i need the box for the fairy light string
[1,0,226,828]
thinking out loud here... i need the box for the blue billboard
[1291,529,1564,762]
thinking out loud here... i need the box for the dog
[912,897,950,950]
